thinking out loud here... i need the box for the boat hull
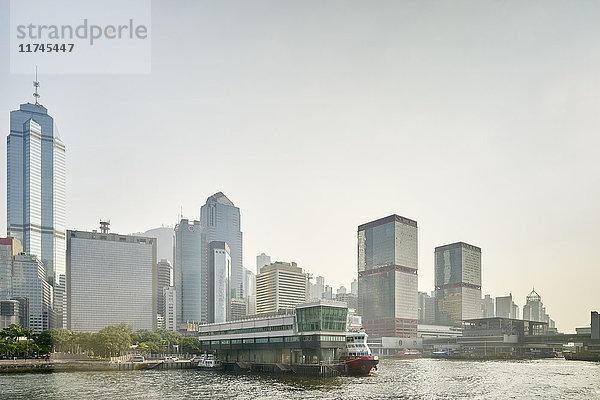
[340,356,379,375]
[198,366,224,371]
[394,353,422,359]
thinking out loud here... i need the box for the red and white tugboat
[340,330,379,375]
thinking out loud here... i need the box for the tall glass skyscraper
[357,215,418,338]
[7,101,66,327]
[174,219,208,327]
[200,193,244,299]
[434,242,482,325]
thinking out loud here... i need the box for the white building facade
[67,229,156,332]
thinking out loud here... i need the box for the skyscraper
[157,259,173,327]
[208,241,230,323]
[12,254,53,333]
[481,294,495,318]
[418,291,436,324]
[174,219,207,327]
[137,227,174,264]
[244,267,256,315]
[200,193,243,298]
[496,293,519,319]
[255,261,307,314]
[522,289,555,329]
[163,286,177,331]
[256,253,271,275]
[67,225,156,332]
[7,96,66,327]
[434,242,482,325]
[313,276,325,300]
[0,237,23,300]
[357,215,418,338]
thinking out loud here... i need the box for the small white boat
[197,354,223,370]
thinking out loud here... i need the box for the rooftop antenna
[33,66,40,105]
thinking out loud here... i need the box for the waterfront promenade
[0,357,196,373]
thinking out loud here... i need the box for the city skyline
[1,1,599,333]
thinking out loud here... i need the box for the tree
[181,337,201,354]
[94,323,133,357]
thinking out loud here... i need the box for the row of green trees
[0,323,203,359]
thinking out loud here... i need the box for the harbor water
[1,358,599,399]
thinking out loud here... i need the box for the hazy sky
[1,0,599,332]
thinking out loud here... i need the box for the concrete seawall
[222,361,348,377]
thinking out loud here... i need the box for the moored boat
[395,349,422,358]
[339,330,379,375]
[197,354,223,370]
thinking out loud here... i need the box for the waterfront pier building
[198,300,348,364]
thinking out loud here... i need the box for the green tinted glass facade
[297,305,347,332]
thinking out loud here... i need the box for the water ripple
[0,359,598,400]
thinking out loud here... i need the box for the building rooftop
[206,192,235,207]
[434,242,481,253]
[358,214,417,231]
[296,299,348,309]
[527,289,541,301]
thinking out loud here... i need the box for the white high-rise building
[67,225,156,332]
[163,286,177,331]
[256,253,271,275]
[208,241,230,323]
[350,279,358,296]
[255,261,307,314]
[200,193,243,298]
[7,98,66,327]
[157,259,173,325]
[137,227,174,264]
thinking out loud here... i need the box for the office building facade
[163,286,177,331]
[256,252,271,275]
[496,294,519,319]
[12,254,53,333]
[255,261,307,314]
[522,289,555,329]
[434,242,482,325]
[358,215,418,337]
[7,102,66,327]
[200,193,244,298]
[208,241,231,323]
[0,238,23,300]
[0,300,20,329]
[137,227,174,264]
[67,228,156,332]
[174,219,207,327]
[481,294,495,318]
[157,259,173,327]
[418,291,436,325]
